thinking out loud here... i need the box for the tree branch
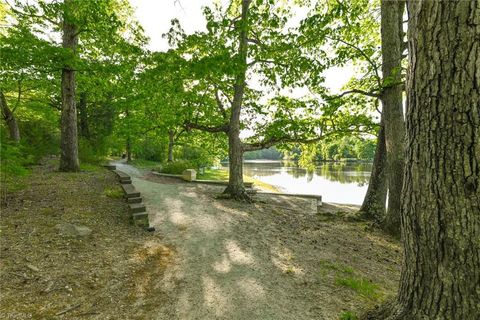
[327,89,380,100]
[184,121,229,133]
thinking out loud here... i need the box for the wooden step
[120,179,132,185]
[126,197,142,204]
[122,184,140,198]
[129,203,146,214]
[114,170,131,179]
[103,164,116,170]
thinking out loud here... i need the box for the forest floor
[0,159,402,320]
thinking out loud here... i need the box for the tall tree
[359,116,387,220]
[365,0,480,318]
[0,91,21,143]
[379,0,405,236]
[175,0,341,200]
[59,0,80,171]
[224,0,251,199]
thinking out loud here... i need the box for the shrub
[159,160,197,174]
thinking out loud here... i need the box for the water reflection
[222,161,372,205]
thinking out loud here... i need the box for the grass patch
[319,259,382,301]
[128,159,160,169]
[339,311,359,320]
[319,260,355,274]
[103,186,123,198]
[335,276,380,300]
[80,162,102,172]
[198,168,279,192]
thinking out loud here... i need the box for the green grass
[339,311,359,320]
[128,159,160,169]
[198,168,279,192]
[319,260,355,274]
[319,259,381,301]
[103,186,123,198]
[80,162,102,172]
[335,276,380,300]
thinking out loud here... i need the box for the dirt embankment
[0,160,173,319]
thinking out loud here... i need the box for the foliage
[243,147,283,160]
[159,160,199,175]
[340,311,359,320]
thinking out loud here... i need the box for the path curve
[111,161,400,320]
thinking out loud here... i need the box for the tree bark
[365,0,480,318]
[380,0,405,236]
[359,116,387,221]
[78,92,89,139]
[126,136,132,163]
[0,91,20,143]
[59,0,80,172]
[223,0,252,201]
[168,130,174,162]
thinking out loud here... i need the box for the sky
[129,0,352,93]
[129,0,211,52]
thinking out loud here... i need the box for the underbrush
[158,160,198,174]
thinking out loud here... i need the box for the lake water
[221,160,372,205]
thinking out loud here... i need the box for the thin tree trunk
[359,116,387,221]
[59,0,80,172]
[380,0,405,236]
[168,130,174,162]
[0,91,20,143]
[78,92,89,139]
[365,0,480,318]
[224,0,251,201]
[126,137,132,162]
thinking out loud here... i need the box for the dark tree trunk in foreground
[380,0,405,236]
[59,0,80,172]
[168,130,174,162]
[223,0,252,201]
[0,91,20,143]
[365,0,480,319]
[78,92,89,139]
[359,117,387,221]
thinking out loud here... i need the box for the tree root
[220,187,254,203]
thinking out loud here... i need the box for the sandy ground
[114,162,402,320]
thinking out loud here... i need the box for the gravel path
[112,161,401,320]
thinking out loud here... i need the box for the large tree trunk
[365,0,480,319]
[78,92,89,139]
[223,0,251,201]
[0,91,20,143]
[59,0,80,172]
[168,130,174,162]
[380,0,405,236]
[359,116,387,221]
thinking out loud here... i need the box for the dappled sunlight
[236,277,266,299]
[202,275,230,317]
[213,254,232,273]
[225,239,255,266]
[270,246,304,276]
[212,200,251,218]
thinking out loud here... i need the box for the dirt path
[113,162,402,320]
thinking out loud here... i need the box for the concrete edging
[107,166,149,229]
